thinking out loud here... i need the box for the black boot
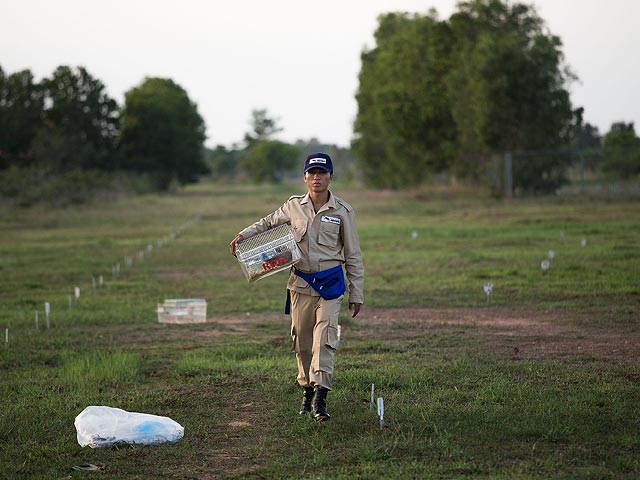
[312,387,331,422]
[299,386,314,415]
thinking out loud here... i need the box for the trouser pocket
[325,325,338,350]
[290,323,297,353]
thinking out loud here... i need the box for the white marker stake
[377,397,385,428]
[99,275,104,288]
[370,384,375,412]
[45,302,51,329]
[483,282,493,303]
[68,295,72,310]
[74,286,80,303]
[5,328,8,349]
[35,311,39,330]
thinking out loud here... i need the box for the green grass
[0,182,639,479]
[61,350,142,389]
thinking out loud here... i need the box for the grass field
[1,181,639,479]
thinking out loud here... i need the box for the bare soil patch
[190,306,638,364]
[353,307,640,364]
[98,307,638,365]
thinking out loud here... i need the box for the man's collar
[326,191,337,209]
[300,191,336,210]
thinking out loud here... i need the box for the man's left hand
[349,303,362,318]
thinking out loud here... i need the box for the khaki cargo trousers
[289,290,343,390]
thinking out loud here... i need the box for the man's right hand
[229,234,244,257]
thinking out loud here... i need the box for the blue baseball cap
[304,152,333,174]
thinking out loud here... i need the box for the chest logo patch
[321,215,341,225]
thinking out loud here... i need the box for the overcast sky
[2,0,639,148]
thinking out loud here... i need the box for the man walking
[229,152,364,422]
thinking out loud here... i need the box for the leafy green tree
[244,109,282,145]
[243,139,299,183]
[38,66,120,171]
[449,0,574,191]
[353,12,456,188]
[602,122,640,176]
[119,77,208,189]
[205,145,239,179]
[353,0,576,192]
[567,107,603,172]
[240,109,298,182]
[0,66,44,168]
[569,108,601,150]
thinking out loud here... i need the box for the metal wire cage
[235,224,301,282]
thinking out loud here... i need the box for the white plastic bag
[75,406,184,448]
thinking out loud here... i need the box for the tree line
[353,0,640,192]
[0,65,351,205]
[0,65,208,193]
[205,109,357,184]
[2,0,638,203]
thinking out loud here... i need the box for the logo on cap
[304,152,333,173]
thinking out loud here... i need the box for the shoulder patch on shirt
[321,215,341,225]
[335,197,353,212]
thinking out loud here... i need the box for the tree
[244,109,282,145]
[353,12,456,188]
[447,0,575,193]
[243,140,299,183]
[0,66,44,169]
[450,1,573,144]
[240,109,298,182]
[567,107,603,172]
[119,77,208,189]
[38,65,120,171]
[205,144,239,179]
[569,108,601,150]
[353,0,576,192]
[602,122,640,176]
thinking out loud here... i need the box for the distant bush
[602,123,640,177]
[0,166,156,207]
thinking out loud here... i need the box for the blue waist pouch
[285,265,346,314]
[294,265,346,300]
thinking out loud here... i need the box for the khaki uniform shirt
[238,191,364,304]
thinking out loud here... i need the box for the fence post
[579,153,586,194]
[491,154,500,193]
[504,151,513,198]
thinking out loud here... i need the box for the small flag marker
[370,384,375,412]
